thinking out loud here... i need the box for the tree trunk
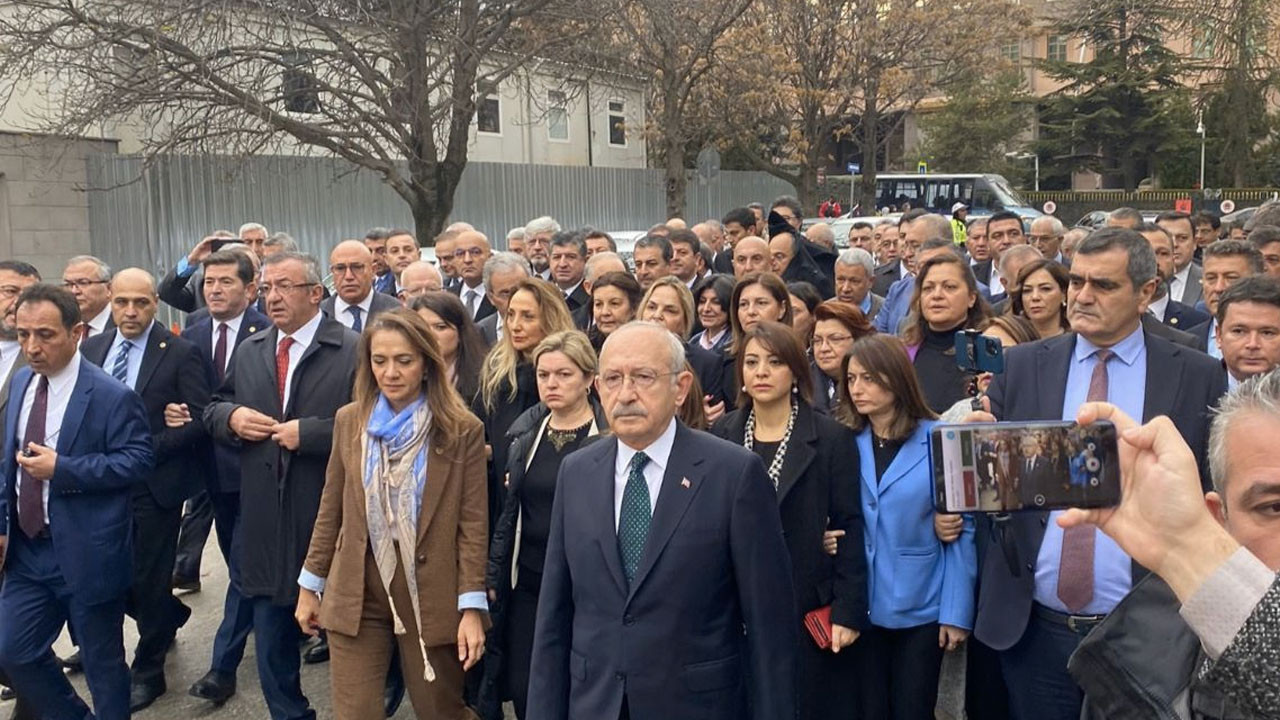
[662,90,687,219]
[858,90,881,213]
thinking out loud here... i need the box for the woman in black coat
[710,320,868,720]
[477,331,608,720]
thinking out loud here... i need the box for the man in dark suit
[527,322,795,720]
[1138,222,1211,332]
[971,211,1027,302]
[0,284,154,720]
[980,228,1227,720]
[474,252,532,347]
[549,231,591,312]
[449,230,497,322]
[159,224,269,313]
[319,240,400,333]
[1158,211,1204,306]
[61,255,116,338]
[174,251,270,705]
[202,252,358,720]
[80,268,211,710]
[1187,239,1265,361]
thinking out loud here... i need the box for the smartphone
[930,420,1120,513]
[208,238,231,253]
[954,330,1004,374]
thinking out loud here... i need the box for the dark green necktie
[618,451,651,586]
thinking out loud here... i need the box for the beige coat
[303,402,488,645]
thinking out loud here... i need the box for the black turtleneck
[913,324,973,414]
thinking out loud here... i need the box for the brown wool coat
[303,402,488,645]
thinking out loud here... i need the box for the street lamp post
[1197,111,1206,190]
[1005,151,1039,192]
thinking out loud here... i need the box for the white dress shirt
[988,266,1005,296]
[1147,292,1170,322]
[210,311,248,376]
[0,340,20,387]
[613,418,677,530]
[333,292,374,331]
[105,323,154,389]
[85,305,112,337]
[16,353,82,522]
[459,283,485,318]
[1169,264,1192,304]
[277,312,322,410]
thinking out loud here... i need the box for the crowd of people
[0,193,1277,720]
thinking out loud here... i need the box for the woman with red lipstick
[710,321,867,720]
[1010,259,1070,339]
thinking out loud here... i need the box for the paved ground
[0,533,426,719]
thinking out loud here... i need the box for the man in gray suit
[319,240,399,332]
[475,252,531,347]
[834,248,883,321]
[1160,211,1204,307]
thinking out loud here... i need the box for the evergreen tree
[915,69,1034,178]
[1036,0,1191,190]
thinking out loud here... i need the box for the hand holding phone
[954,330,1004,375]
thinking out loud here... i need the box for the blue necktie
[348,305,363,333]
[112,340,131,384]
[618,452,652,586]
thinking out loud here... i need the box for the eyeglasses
[257,281,317,295]
[812,334,853,348]
[62,279,108,290]
[599,369,675,391]
[330,263,369,276]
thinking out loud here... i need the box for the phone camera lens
[1034,494,1046,506]
[1089,476,1100,487]
[1086,457,1100,472]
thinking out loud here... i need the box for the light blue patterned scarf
[363,393,435,680]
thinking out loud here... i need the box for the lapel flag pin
[681,477,691,489]
[158,341,167,349]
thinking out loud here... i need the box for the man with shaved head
[322,240,400,331]
[81,268,212,710]
[450,230,496,321]
[733,236,771,278]
[397,261,444,304]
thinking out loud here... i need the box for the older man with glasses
[320,240,399,332]
[61,255,114,337]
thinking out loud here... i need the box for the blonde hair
[531,330,598,378]
[480,278,575,412]
[352,308,472,445]
[639,276,696,340]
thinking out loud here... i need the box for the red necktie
[276,336,294,409]
[213,323,228,382]
[1058,349,1110,612]
[18,375,49,538]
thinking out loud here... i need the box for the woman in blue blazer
[836,334,976,720]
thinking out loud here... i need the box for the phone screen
[930,420,1120,513]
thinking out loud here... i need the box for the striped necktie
[112,340,132,385]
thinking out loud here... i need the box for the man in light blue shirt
[982,227,1228,720]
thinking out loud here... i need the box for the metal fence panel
[86,154,795,275]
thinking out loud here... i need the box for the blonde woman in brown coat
[295,308,488,719]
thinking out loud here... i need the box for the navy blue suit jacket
[976,330,1226,651]
[0,359,154,604]
[181,309,269,494]
[527,423,796,720]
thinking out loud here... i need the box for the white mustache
[612,403,647,418]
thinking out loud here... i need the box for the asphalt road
[0,533,428,719]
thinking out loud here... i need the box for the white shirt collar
[215,310,246,335]
[45,351,82,394]
[278,310,323,353]
[334,291,374,317]
[87,305,112,334]
[699,327,727,350]
[615,417,678,475]
[1147,292,1171,321]
[560,279,583,298]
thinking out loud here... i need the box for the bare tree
[613,0,754,219]
[0,0,603,240]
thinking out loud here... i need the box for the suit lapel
[57,364,92,454]
[1037,336,1074,419]
[134,323,168,394]
[876,426,929,493]
[776,404,817,503]
[590,439,628,595]
[260,329,285,416]
[1142,335,1182,422]
[84,329,113,367]
[629,426,705,600]
[416,439,451,546]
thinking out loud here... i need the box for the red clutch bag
[803,605,833,649]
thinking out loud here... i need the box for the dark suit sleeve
[203,357,242,446]
[158,267,199,313]
[153,343,212,463]
[487,438,526,594]
[526,456,575,720]
[827,427,869,630]
[730,453,797,720]
[50,387,154,494]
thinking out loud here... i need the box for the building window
[282,53,320,114]
[547,90,569,141]
[476,80,500,135]
[608,99,626,147]
[1000,41,1021,63]
[1047,34,1068,62]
